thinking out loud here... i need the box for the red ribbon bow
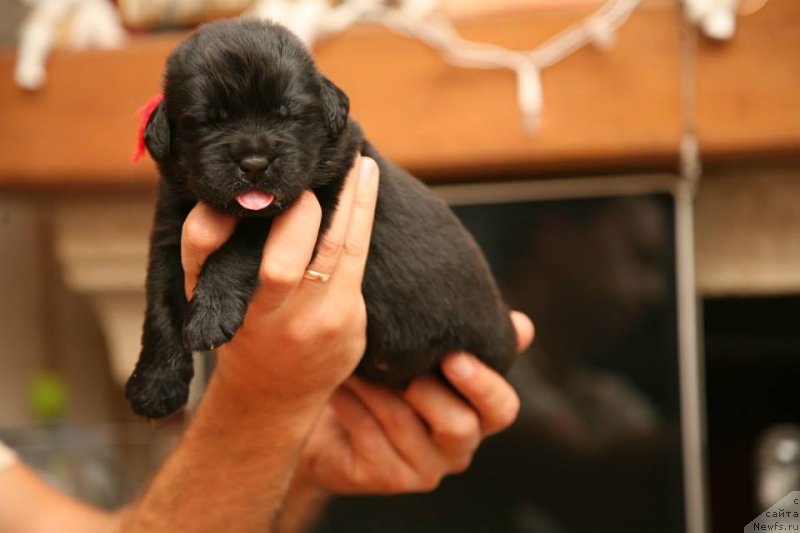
[132,93,164,163]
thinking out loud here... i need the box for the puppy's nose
[239,156,269,176]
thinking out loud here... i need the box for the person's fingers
[510,310,535,353]
[250,192,322,314]
[181,203,237,298]
[302,155,362,286]
[344,376,446,485]
[329,386,419,493]
[329,386,392,460]
[330,157,379,293]
[441,353,521,436]
[403,375,481,468]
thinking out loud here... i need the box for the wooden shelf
[695,0,800,159]
[0,0,797,190]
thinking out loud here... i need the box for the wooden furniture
[0,0,798,189]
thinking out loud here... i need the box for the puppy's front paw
[125,359,193,419]
[183,291,247,352]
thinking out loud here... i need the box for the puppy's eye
[277,105,289,118]
[179,116,198,129]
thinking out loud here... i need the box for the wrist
[213,343,344,408]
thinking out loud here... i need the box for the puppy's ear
[319,75,349,137]
[144,101,170,162]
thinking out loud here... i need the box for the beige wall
[695,163,800,296]
[0,0,24,46]
[0,198,129,425]
[0,199,46,424]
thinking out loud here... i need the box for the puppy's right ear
[319,75,349,137]
[144,101,170,162]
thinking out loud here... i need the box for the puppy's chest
[199,194,340,267]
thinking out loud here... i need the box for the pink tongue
[236,191,275,211]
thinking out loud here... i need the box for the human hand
[180,155,380,403]
[294,310,534,496]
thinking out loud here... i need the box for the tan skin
[0,157,533,533]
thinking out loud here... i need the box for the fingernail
[360,157,377,185]
[446,353,474,379]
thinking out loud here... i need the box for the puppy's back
[357,142,517,384]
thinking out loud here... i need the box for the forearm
[122,360,331,533]
[0,462,120,533]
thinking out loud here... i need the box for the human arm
[0,447,118,533]
[275,311,533,533]
[120,156,380,532]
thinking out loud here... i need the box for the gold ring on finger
[303,269,331,283]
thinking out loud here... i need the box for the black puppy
[125,18,517,419]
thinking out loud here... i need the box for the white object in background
[0,440,18,473]
[757,424,800,510]
[684,0,740,40]
[14,0,125,90]
[246,0,641,132]
[247,0,331,45]
[247,0,439,47]
[379,0,640,132]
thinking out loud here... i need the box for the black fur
[125,18,517,419]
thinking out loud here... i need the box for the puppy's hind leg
[183,221,267,352]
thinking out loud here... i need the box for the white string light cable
[679,5,701,189]
[684,0,740,40]
[334,0,640,132]
[252,0,641,131]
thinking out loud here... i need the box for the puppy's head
[145,19,350,216]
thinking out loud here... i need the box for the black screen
[316,192,686,533]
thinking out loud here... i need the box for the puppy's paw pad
[183,296,245,352]
[125,366,191,419]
